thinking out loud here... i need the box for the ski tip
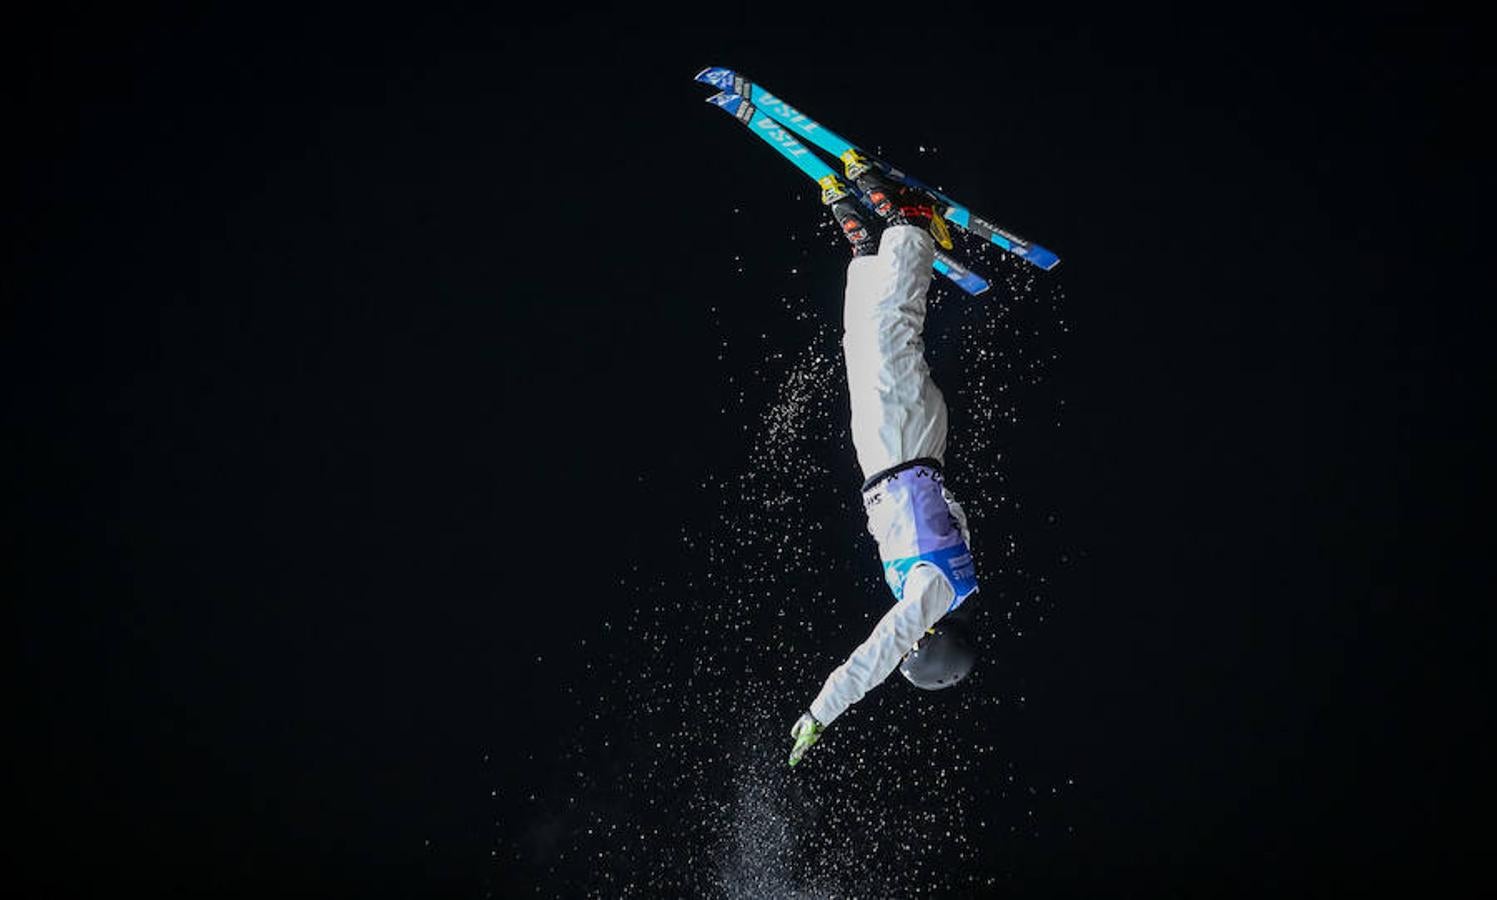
[704,91,744,114]
[695,66,739,90]
[960,274,993,295]
[933,253,992,296]
[1025,245,1062,271]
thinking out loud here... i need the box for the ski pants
[843,225,949,479]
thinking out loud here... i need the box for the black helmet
[899,615,979,690]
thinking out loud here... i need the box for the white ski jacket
[809,225,979,726]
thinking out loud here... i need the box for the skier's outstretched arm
[811,565,953,724]
[788,565,953,765]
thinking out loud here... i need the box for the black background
[8,3,1485,896]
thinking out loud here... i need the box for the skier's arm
[807,564,954,726]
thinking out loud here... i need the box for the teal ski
[705,90,990,296]
[696,66,1060,272]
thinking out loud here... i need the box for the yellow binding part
[818,174,849,205]
[929,211,954,250]
[840,149,871,180]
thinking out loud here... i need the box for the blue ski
[705,91,990,296]
[696,66,1060,272]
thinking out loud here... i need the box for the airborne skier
[691,66,1058,767]
[786,172,982,767]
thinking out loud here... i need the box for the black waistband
[860,457,944,493]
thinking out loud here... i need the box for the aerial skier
[787,172,982,766]
[688,66,1057,768]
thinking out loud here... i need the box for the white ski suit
[808,225,979,727]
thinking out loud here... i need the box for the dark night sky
[7,3,1485,897]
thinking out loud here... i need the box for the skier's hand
[788,712,825,767]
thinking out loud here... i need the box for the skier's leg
[842,224,948,481]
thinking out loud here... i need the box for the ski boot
[853,168,953,249]
[830,197,880,257]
